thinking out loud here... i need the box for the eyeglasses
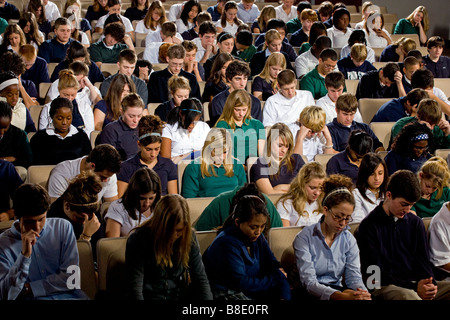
[328,208,353,223]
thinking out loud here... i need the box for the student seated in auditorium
[195,182,282,231]
[423,36,450,79]
[355,62,405,99]
[263,69,314,127]
[155,75,190,122]
[327,93,384,153]
[297,21,327,56]
[250,29,296,77]
[316,71,363,124]
[326,129,374,185]
[210,59,261,125]
[180,11,212,41]
[37,17,75,63]
[142,21,183,64]
[399,56,422,94]
[285,1,312,34]
[100,49,149,107]
[97,93,145,161]
[0,184,89,300]
[181,128,246,198]
[295,35,335,79]
[250,122,305,195]
[0,101,32,169]
[0,159,22,222]
[390,98,450,154]
[105,167,162,238]
[251,52,286,101]
[289,106,334,163]
[276,162,326,227]
[88,21,129,69]
[191,21,217,66]
[50,40,105,85]
[232,29,256,63]
[202,189,291,301]
[0,71,36,134]
[300,48,339,100]
[337,43,376,80]
[39,69,96,138]
[117,115,177,197]
[326,7,353,49]
[289,8,318,48]
[207,0,226,22]
[340,29,375,64]
[379,36,416,63]
[371,88,429,123]
[355,169,450,300]
[148,44,201,103]
[0,0,20,22]
[47,170,103,251]
[293,174,371,301]
[30,97,92,165]
[94,0,134,40]
[134,0,166,34]
[161,98,210,163]
[201,52,233,104]
[215,89,265,166]
[385,121,433,176]
[203,31,235,81]
[19,44,51,92]
[181,40,205,83]
[47,143,121,203]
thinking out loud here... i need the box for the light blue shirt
[0,218,84,300]
[293,219,367,300]
[237,2,260,23]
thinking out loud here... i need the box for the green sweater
[181,161,247,198]
[390,117,450,151]
[232,45,257,63]
[286,17,302,34]
[88,40,128,63]
[393,18,419,36]
[216,118,265,164]
[300,66,328,100]
[412,187,450,218]
[194,186,283,231]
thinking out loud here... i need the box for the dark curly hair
[0,52,26,76]
[391,121,433,157]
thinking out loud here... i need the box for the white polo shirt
[276,198,322,227]
[316,93,363,124]
[96,13,134,33]
[428,202,450,272]
[274,5,296,23]
[327,26,354,48]
[162,121,210,157]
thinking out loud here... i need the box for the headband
[322,187,352,205]
[181,108,202,113]
[411,133,429,141]
[0,78,19,92]
[231,195,266,216]
[218,32,233,43]
[139,132,161,140]
[68,200,99,208]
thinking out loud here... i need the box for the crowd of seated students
[1,0,450,303]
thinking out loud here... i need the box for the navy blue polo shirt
[116,153,178,195]
[326,118,383,152]
[38,38,75,63]
[326,151,359,185]
[423,54,450,78]
[97,117,139,161]
[371,97,408,123]
[22,56,51,87]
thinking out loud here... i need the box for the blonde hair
[216,89,252,129]
[299,106,326,133]
[419,156,450,200]
[168,75,191,95]
[406,6,429,32]
[263,29,282,51]
[57,69,79,91]
[257,52,286,90]
[300,9,318,22]
[138,194,192,269]
[350,43,368,62]
[143,0,167,31]
[277,162,326,221]
[265,122,295,179]
[256,5,276,32]
[200,128,234,178]
[394,37,417,53]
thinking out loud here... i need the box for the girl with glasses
[293,174,371,300]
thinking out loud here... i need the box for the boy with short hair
[290,105,334,162]
[390,98,450,152]
[94,0,134,39]
[286,1,312,34]
[181,11,212,41]
[401,56,421,93]
[232,29,256,62]
[143,21,183,64]
[289,8,318,47]
[423,36,450,79]
[300,47,339,99]
[263,69,315,127]
[210,60,261,124]
[38,17,74,63]
[356,170,450,300]
[337,43,376,80]
[316,71,363,124]
[207,0,227,22]
[295,35,334,79]
[326,92,384,152]
[147,44,201,103]
[356,62,405,99]
[89,21,128,68]
[0,183,88,300]
[181,40,205,82]
[193,21,218,64]
[20,44,51,90]
[237,0,260,24]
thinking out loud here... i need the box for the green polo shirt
[286,17,302,34]
[300,66,328,100]
[391,117,450,151]
[216,118,265,164]
[88,40,128,64]
[393,18,419,36]
[232,45,257,63]
[194,186,283,231]
[412,187,450,218]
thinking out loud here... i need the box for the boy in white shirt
[143,21,183,64]
[192,21,217,64]
[262,69,315,127]
[316,71,363,123]
[94,0,134,40]
[295,35,335,79]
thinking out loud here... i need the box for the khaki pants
[373,281,450,300]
